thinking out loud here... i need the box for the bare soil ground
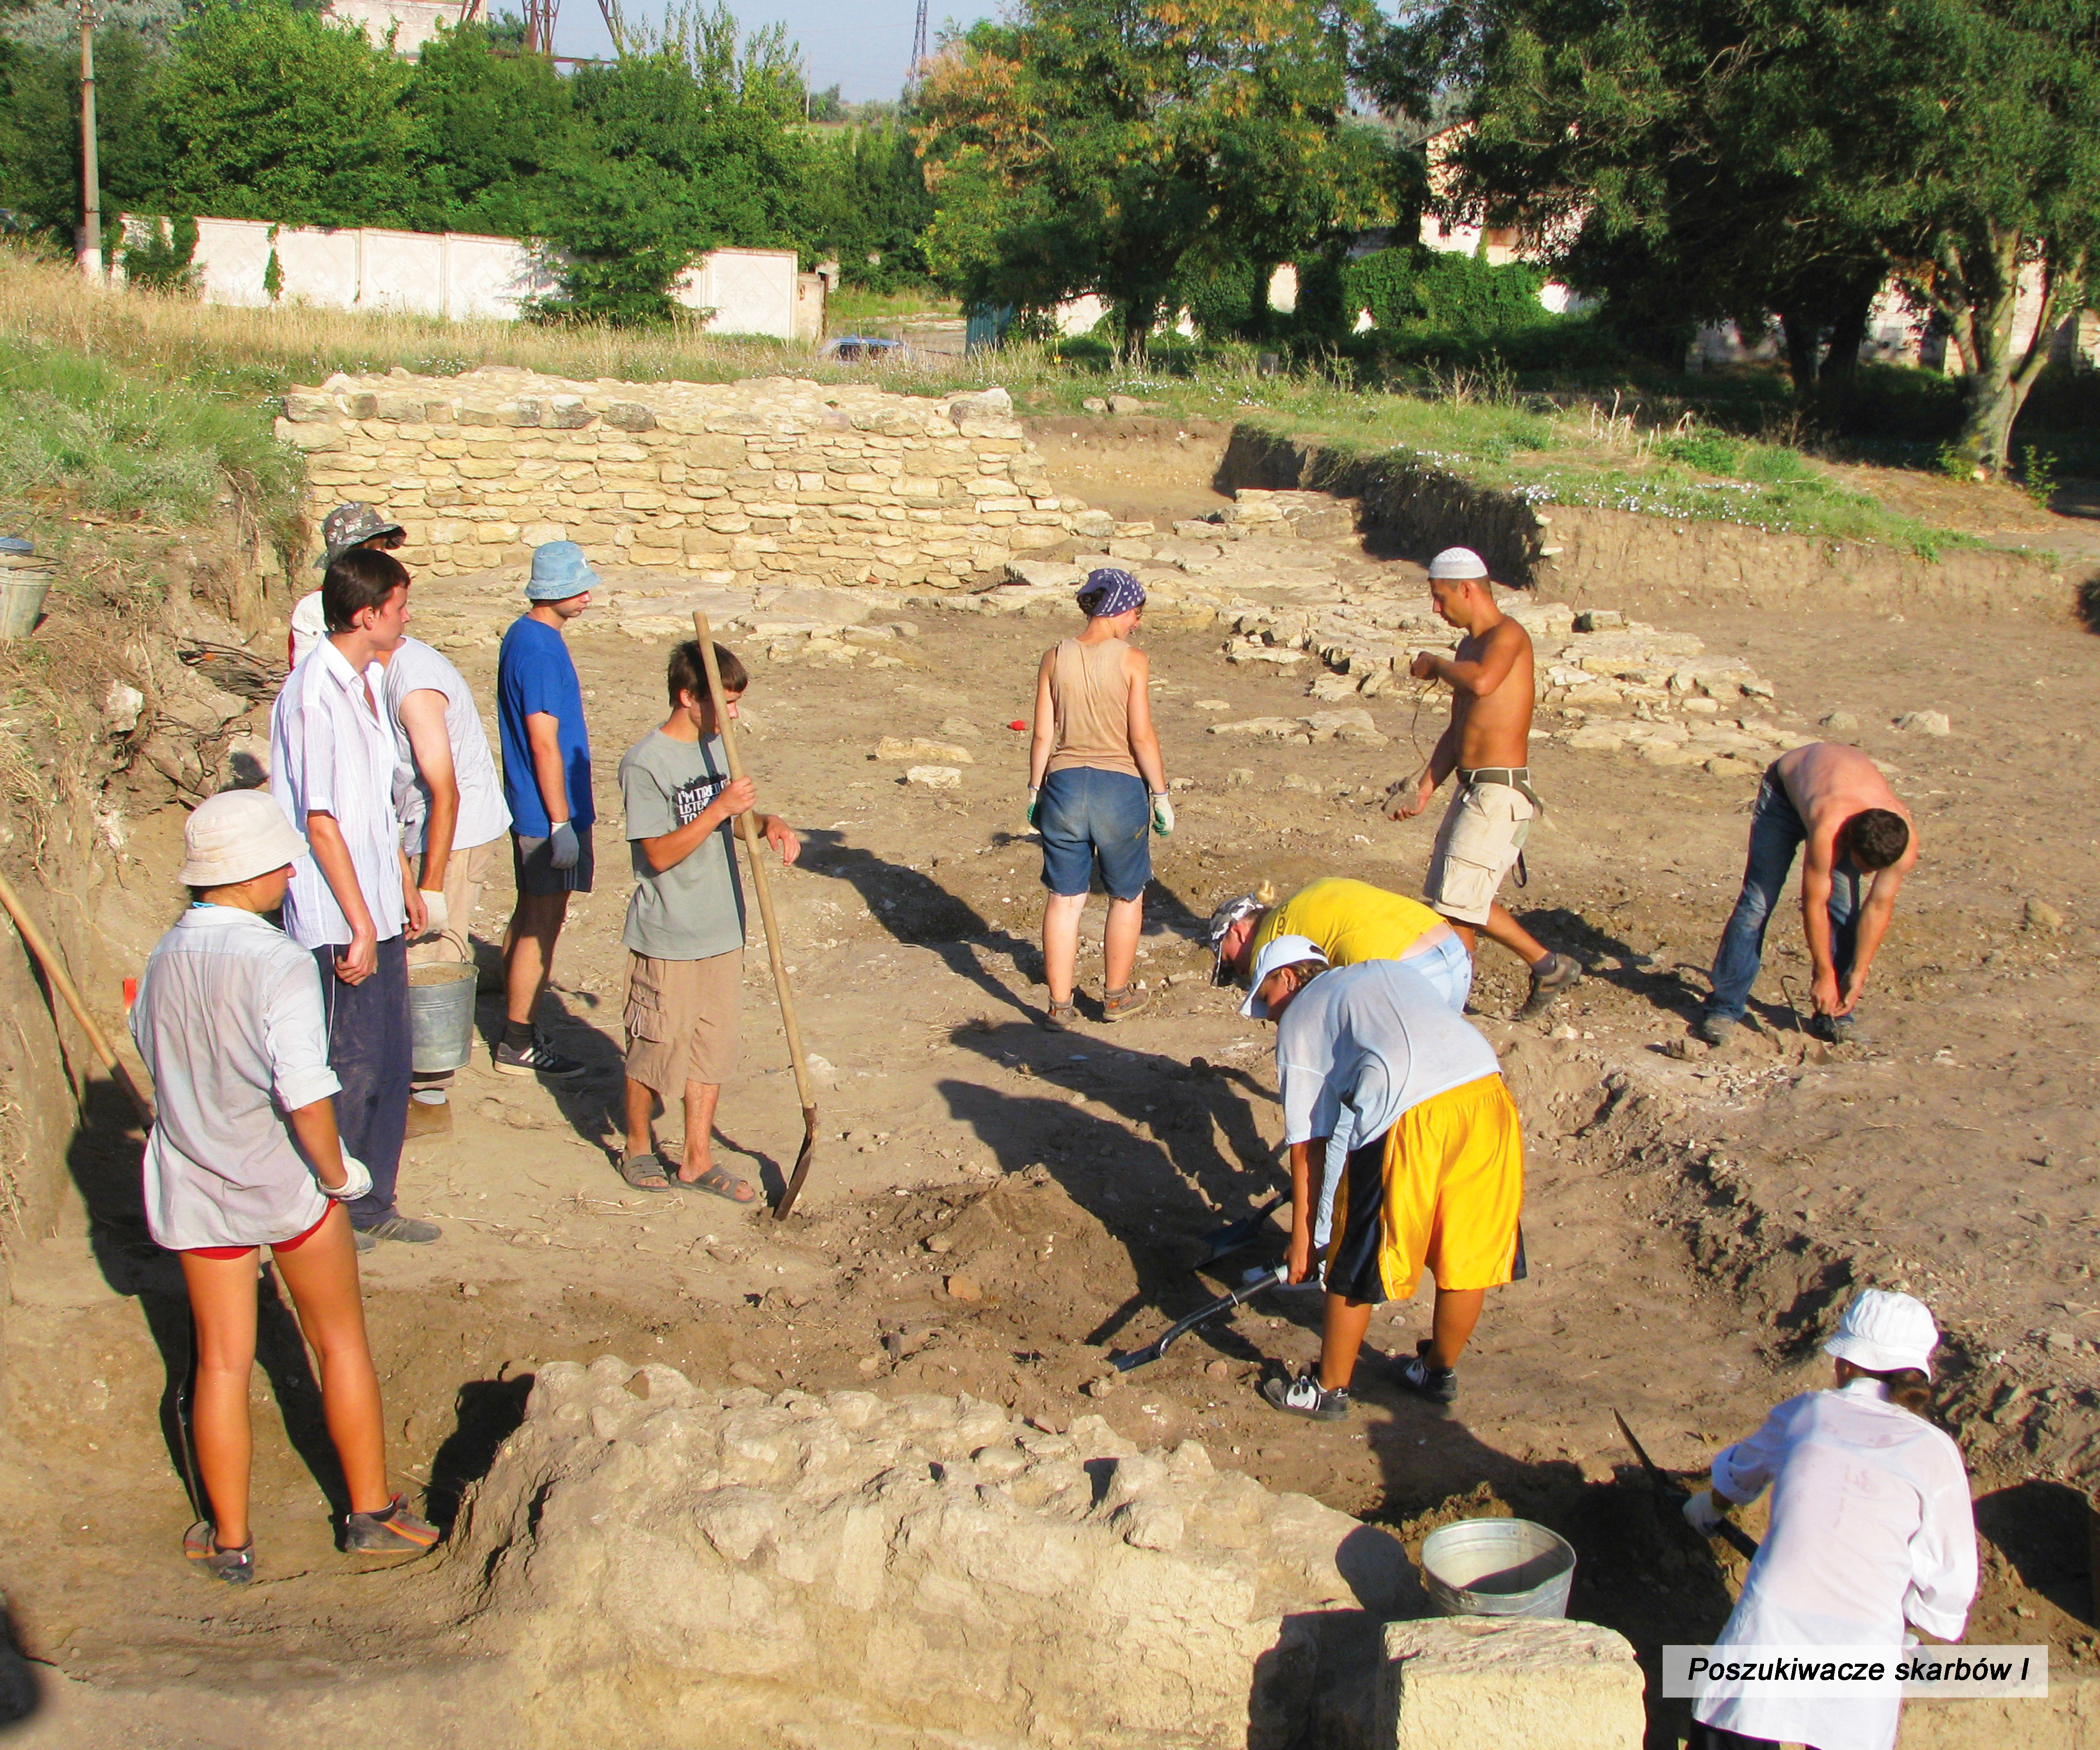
[4,446,2098,1745]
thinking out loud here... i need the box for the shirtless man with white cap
[1385,547,1581,1017]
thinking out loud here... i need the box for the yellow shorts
[1325,1073,1526,1301]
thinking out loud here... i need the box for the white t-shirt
[1695,1378,1978,1750]
[1274,960,1501,1244]
[382,636,510,855]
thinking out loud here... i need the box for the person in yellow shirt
[1208,876,1472,1013]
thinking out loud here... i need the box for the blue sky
[549,3,1002,101]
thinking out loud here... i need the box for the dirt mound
[443,1358,1421,1747]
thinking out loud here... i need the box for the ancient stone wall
[276,372,1099,586]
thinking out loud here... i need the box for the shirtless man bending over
[1384,547,1582,1017]
[1695,741,1917,1045]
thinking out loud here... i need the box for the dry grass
[0,248,1015,398]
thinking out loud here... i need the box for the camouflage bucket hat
[313,503,405,569]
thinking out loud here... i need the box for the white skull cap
[1823,1287,1940,1378]
[1428,546,1489,580]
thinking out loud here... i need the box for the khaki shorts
[406,837,497,968]
[624,950,742,1093]
[1423,781,1535,925]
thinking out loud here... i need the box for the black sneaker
[1262,1373,1351,1422]
[184,1521,254,1584]
[1521,952,1583,1017]
[493,1031,586,1078]
[355,1213,441,1245]
[1396,1340,1459,1405]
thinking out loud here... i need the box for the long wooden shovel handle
[693,617,817,1192]
[0,865,156,1126]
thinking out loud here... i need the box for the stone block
[1381,1618,1644,1750]
[602,400,656,432]
[877,737,974,765]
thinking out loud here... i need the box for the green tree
[1375,0,2100,473]
[150,0,423,226]
[533,1,815,323]
[916,0,1399,360]
[0,28,167,243]
[798,123,934,289]
[404,21,578,237]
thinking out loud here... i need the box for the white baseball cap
[180,790,308,887]
[1238,934,1327,1019]
[1428,546,1489,580]
[1823,1288,1939,1378]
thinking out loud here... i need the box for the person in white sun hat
[129,790,439,1586]
[1383,545,1583,1018]
[1681,1288,1978,1750]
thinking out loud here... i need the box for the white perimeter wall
[117,216,803,336]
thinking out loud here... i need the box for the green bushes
[0,335,303,530]
[1343,247,1546,338]
[118,214,198,293]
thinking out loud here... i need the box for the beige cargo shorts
[1423,780,1535,925]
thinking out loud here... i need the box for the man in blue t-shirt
[493,541,597,1077]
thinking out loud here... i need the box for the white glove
[1025,788,1040,833]
[1150,792,1175,836]
[1682,1490,1724,1535]
[548,819,580,870]
[321,1153,373,1203]
[418,889,449,936]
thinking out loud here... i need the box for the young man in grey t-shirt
[616,641,798,1200]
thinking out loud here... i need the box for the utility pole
[77,0,102,278]
[911,0,927,74]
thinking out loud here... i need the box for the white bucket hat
[1824,1288,1939,1378]
[1239,934,1328,1019]
[180,790,308,887]
[1428,546,1489,580]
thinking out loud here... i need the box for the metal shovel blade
[771,1105,819,1221]
[1198,1194,1285,1266]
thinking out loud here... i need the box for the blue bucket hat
[526,540,599,601]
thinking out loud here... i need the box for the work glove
[548,819,580,870]
[1682,1490,1724,1535]
[1025,788,1040,832]
[418,889,449,936]
[1150,792,1175,837]
[321,1153,373,1203]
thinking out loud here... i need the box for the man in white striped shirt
[269,549,441,1248]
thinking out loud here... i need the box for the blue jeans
[1703,769,1860,1025]
[314,934,412,1227]
[1037,766,1152,901]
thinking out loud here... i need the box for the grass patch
[0,249,2015,558]
[826,284,961,329]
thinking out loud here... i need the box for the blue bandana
[1076,567,1146,619]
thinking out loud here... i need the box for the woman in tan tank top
[1025,570,1170,1027]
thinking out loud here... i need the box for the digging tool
[692,613,818,1220]
[0,865,154,1128]
[1197,1193,1285,1267]
[1110,1265,1286,1373]
[1615,1410,1760,1562]
[0,868,201,1510]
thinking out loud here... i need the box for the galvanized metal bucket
[1420,1518,1577,1618]
[406,962,478,1074]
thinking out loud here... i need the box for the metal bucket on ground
[0,545,56,641]
[406,963,477,1074]
[1420,1518,1577,1618]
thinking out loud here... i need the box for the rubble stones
[906,765,962,789]
[449,1360,1420,1747]
[1895,709,1952,736]
[876,736,974,765]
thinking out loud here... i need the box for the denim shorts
[1038,766,1151,900]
